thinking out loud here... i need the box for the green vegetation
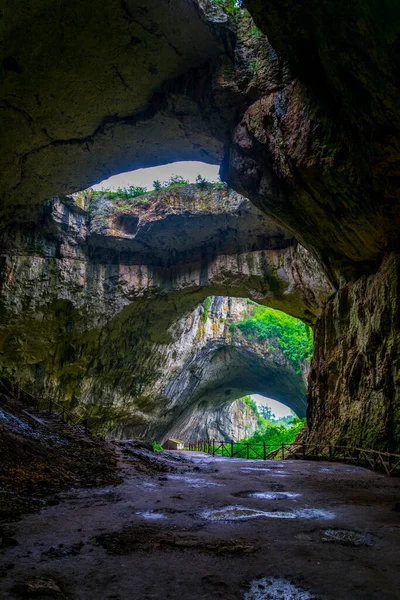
[89,174,191,204]
[202,297,213,323]
[244,416,306,453]
[152,441,164,452]
[209,407,306,458]
[90,185,148,201]
[232,395,306,455]
[242,394,258,414]
[249,25,263,39]
[87,175,226,217]
[233,305,313,374]
[210,0,242,16]
[258,404,275,421]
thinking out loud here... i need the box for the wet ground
[1,449,400,599]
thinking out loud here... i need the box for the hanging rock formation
[1,0,399,449]
[0,186,319,439]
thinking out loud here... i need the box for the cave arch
[0,187,326,443]
[101,295,309,442]
[1,0,399,452]
[157,343,307,443]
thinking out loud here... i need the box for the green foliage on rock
[91,185,148,201]
[210,0,242,16]
[242,394,259,415]
[152,441,164,452]
[202,297,213,323]
[86,176,227,219]
[235,306,313,373]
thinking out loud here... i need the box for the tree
[259,405,275,421]
[196,174,207,188]
[153,180,162,191]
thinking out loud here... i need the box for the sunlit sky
[92,161,220,191]
[251,395,293,418]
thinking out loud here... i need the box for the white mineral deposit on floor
[136,511,166,520]
[166,474,222,488]
[244,577,318,600]
[249,491,301,500]
[201,506,335,521]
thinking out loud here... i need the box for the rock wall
[175,398,260,442]
[0,187,316,440]
[308,254,400,452]
[1,0,400,451]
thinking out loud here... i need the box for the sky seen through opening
[93,161,220,191]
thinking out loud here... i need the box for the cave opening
[2,0,400,596]
[158,295,311,448]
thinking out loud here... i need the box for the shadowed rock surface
[1,0,400,450]
[0,187,317,440]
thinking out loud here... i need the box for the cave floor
[1,447,399,600]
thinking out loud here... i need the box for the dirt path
[1,448,400,599]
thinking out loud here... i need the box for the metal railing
[187,439,400,477]
[0,378,89,433]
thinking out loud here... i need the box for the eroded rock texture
[0,186,317,439]
[1,0,400,449]
[0,0,226,208]
[178,397,259,442]
[308,254,400,452]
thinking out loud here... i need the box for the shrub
[195,174,208,188]
[202,297,213,323]
[153,180,162,191]
[152,441,164,452]
[165,175,189,187]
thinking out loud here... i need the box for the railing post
[246,442,249,459]
[49,399,52,415]
[212,439,215,456]
[302,441,306,459]
[231,439,234,458]
[61,407,65,423]
[329,445,333,460]
[263,442,266,461]
[281,443,285,461]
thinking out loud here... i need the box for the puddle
[296,509,335,520]
[241,468,288,477]
[321,529,373,546]
[201,506,335,522]
[141,482,158,489]
[202,506,268,521]
[166,475,222,488]
[244,577,319,599]
[136,511,166,520]
[249,492,301,500]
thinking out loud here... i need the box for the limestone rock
[307,253,400,452]
[0,186,320,440]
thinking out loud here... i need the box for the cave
[1,0,400,598]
